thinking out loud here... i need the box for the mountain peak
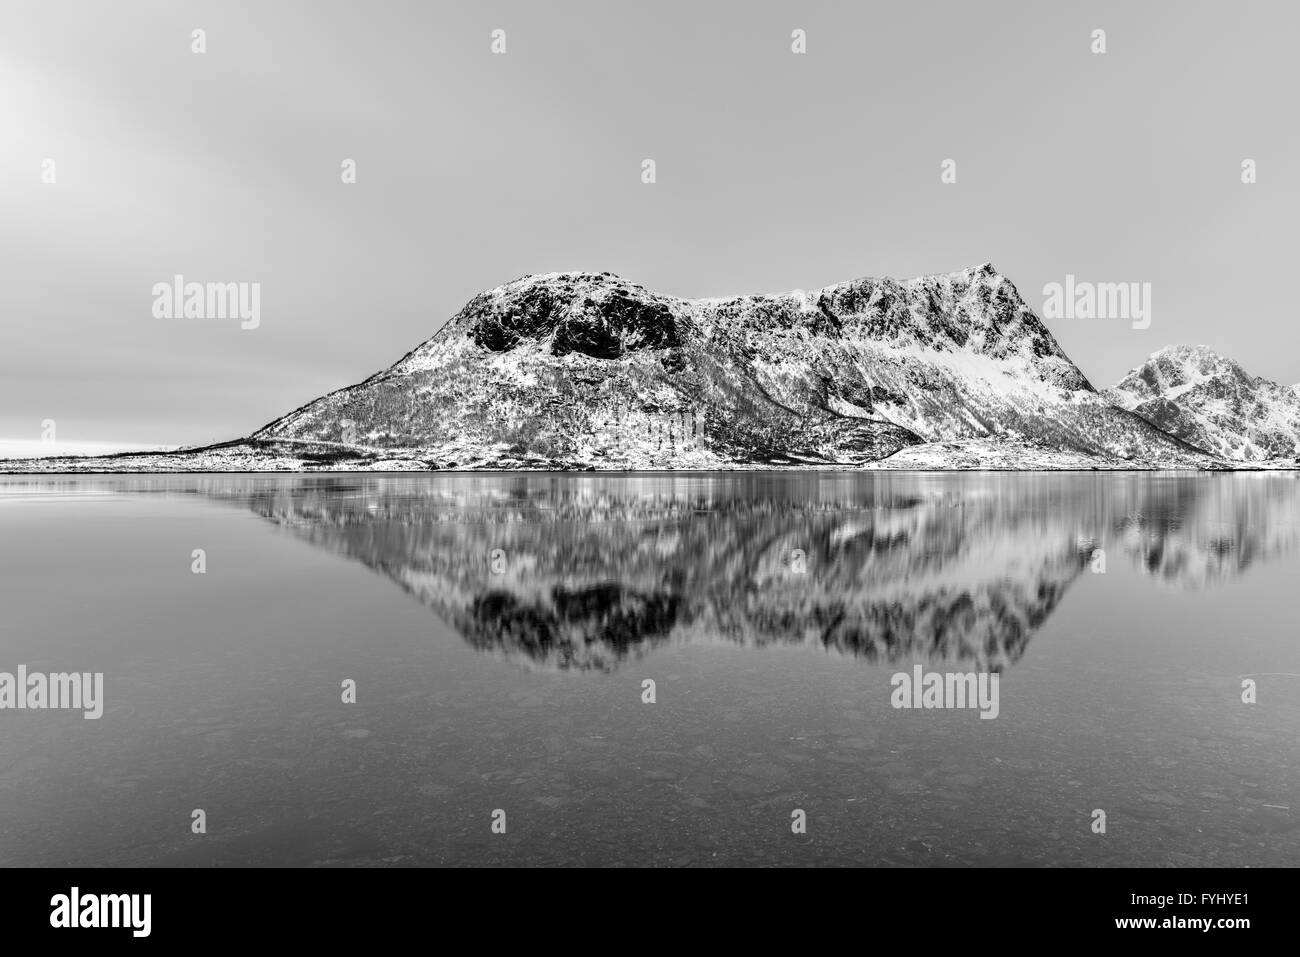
[1110,346,1300,461]
[428,266,1083,393]
[1149,343,1238,364]
[1121,346,1254,398]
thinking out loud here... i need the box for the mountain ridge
[251,264,1210,470]
[2,265,1293,473]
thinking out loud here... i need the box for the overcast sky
[3,0,1297,451]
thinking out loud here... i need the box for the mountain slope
[1108,345,1300,462]
[253,265,1211,469]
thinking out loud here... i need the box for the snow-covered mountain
[9,265,1289,474]
[1108,345,1300,462]
[251,264,1210,469]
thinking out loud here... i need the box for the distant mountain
[250,265,1210,469]
[1108,345,1300,462]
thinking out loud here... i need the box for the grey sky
[3,0,1297,450]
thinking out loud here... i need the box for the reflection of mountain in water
[1112,476,1300,588]
[172,473,1300,673]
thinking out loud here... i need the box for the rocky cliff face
[1108,345,1300,462]
[252,265,1209,469]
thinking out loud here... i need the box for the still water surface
[0,472,1297,866]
